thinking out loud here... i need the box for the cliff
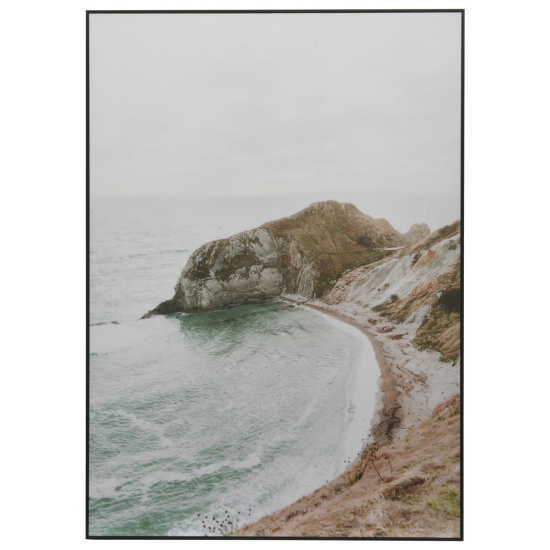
[324,220,461,364]
[142,201,430,317]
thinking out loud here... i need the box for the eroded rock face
[323,220,461,363]
[142,201,427,317]
[142,226,316,316]
[172,228,290,312]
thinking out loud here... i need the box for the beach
[236,296,460,537]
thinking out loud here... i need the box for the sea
[89,196,383,536]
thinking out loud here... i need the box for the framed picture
[88,9,463,539]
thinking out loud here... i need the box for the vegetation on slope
[263,201,405,296]
[413,282,461,363]
[371,223,461,364]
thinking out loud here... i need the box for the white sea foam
[305,307,380,467]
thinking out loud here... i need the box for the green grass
[427,486,460,518]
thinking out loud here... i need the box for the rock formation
[142,201,430,317]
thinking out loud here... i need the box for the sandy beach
[236,294,461,537]
[310,299,460,441]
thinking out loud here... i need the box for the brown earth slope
[237,394,460,538]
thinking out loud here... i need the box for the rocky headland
[142,201,429,317]
[141,200,461,538]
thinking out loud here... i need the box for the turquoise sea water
[89,197,380,536]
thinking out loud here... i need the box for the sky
[90,12,462,205]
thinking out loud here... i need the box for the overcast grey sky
[90,13,461,199]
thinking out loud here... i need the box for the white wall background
[1,1,549,549]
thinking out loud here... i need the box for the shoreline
[303,302,401,447]
[236,295,460,536]
[299,297,459,441]
[284,297,402,449]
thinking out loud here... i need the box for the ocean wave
[91,451,263,502]
[113,410,174,449]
